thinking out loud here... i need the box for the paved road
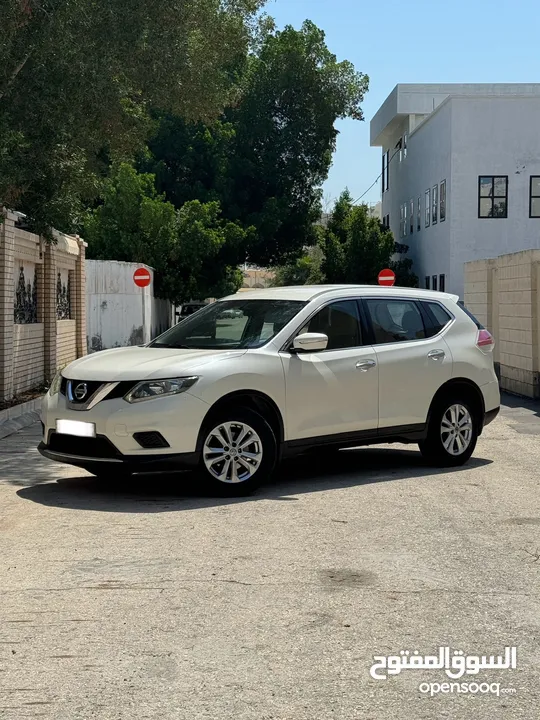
[1,395,539,719]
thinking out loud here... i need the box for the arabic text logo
[369,646,517,681]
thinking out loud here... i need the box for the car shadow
[15,447,493,514]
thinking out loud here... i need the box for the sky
[267,0,540,208]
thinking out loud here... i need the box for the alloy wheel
[440,404,473,456]
[203,421,263,484]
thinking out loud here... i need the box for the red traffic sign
[133,267,151,288]
[378,268,396,287]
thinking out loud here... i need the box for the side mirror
[292,332,328,353]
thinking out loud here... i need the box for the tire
[198,407,277,496]
[419,396,478,467]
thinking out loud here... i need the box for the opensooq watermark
[369,646,517,696]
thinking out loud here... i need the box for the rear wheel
[419,397,478,467]
[199,407,277,495]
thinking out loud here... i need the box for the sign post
[133,267,151,288]
[378,268,396,287]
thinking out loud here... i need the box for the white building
[371,83,540,298]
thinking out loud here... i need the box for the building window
[432,275,438,291]
[386,214,390,228]
[417,197,421,231]
[395,138,403,163]
[403,202,408,237]
[425,189,431,227]
[440,180,446,221]
[425,276,430,289]
[410,199,414,234]
[478,176,508,218]
[439,274,445,292]
[530,177,540,218]
[432,185,438,224]
[382,152,388,192]
[399,204,404,237]
[403,133,408,159]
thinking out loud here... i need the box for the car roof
[221,284,460,304]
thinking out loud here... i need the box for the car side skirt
[282,423,427,457]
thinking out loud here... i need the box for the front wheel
[199,408,277,496]
[419,399,478,467]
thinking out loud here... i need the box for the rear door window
[364,299,426,344]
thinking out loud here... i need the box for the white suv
[39,285,500,494]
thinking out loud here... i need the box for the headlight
[124,377,199,403]
[49,371,63,396]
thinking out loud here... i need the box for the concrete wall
[0,210,86,400]
[13,323,45,395]
[86,260,173,352]
[465,249,540,398]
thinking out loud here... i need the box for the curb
[0,398,42,440]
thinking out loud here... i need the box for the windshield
[151,299,305,350]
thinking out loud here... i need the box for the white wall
[450,96,540,297]
[377,91,540,298]
[86,260,173,353]
[381,100,452,288]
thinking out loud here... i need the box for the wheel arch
[427,378,486,433]
[196,390,285,451]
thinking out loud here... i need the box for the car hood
[62,346,248,382]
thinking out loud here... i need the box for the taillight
[477,329,494,349]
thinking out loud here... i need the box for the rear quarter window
[459,305,485,329]
[424,302,453,336]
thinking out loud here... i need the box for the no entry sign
[133,267,151,288]
[378,268,396,287]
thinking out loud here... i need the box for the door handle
[428,349,445,361]
[356,359,376,371]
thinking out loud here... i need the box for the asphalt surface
[0,394,539,719]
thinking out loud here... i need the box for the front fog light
[124,377,198,403]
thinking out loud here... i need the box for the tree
[0,0,265,232]
[141,20,369,266]
[276,191,417,288]
[84,164,250,302]
[273,243,324,287]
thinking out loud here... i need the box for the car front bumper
[39,389,209,471]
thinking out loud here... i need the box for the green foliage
[276,190,418,288]
[273,244,324,287]
[84,164,248,303]
[142,20,369,266]
[0,0,264,232]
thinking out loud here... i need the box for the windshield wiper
[151,343,193,349]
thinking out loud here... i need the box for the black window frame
[417,196,421,231]
[440,180,446,222]
[425,276,430,289]
[478,175,508,219]
[530,176,540,218]
[432,275,438,291]
[425,189,431,227]
[382,151,389,192]
[439,274,445,292]
[410,199,414,234]
[432,184,438,224]
[361,298,429,346]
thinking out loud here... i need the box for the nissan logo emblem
[73,382,88,401]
